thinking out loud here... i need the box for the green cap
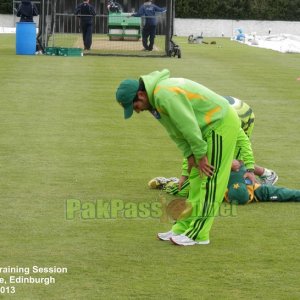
[116,79,139,119]
[228,182,249,205]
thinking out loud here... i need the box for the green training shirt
[141,69,231,161]
[141,69,254,169]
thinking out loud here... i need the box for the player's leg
[160,130,235,241]
[85,23,93,50]
[255,185,300,202]
[171,108,241,245]
[81,22,88,49]
[184,133,238,242]
[142,25,150,50]
[148,25,156,51]
[170,168,202,234]
[158,168,203,241]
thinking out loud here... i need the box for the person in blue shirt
[133,1,166,51]
[75,0,96,50]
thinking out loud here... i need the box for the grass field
[0,34,299,299]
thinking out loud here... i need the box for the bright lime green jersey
[141,69,231,161]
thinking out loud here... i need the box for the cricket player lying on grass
[149,95,278,196]
[149,159,300,204]
[225,160,300,204]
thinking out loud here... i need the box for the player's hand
[198,155,214,177]
[178,175,188,191]
[187,155,197,173]
[231,159,241,171]
[243,171,255,183]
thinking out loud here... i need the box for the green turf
[0,34,299,299]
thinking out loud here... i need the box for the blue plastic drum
[16,22,36,55]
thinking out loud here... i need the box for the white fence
[0,14,39,32]
[1,14,300,37]
[174,19,300,38]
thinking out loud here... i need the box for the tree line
[1,0,300,21]
[0,0,12,14]
[175,0,300,21]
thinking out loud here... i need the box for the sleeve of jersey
[155,89,207,161]
[154,5,166,13]
[90,6,96,15]
[74,6,80,15]
[236,128,255,169]
[181,158,189,176]
[134,6,145,17]
[34,6,39,16]
[16,6,21,17]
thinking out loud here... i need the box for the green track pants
[255,185,300,202]
[172,107,241,242]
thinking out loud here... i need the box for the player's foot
[260,170,278,185]
[170,234,210,246]
[157,230,179,241]
[148,177,179,189]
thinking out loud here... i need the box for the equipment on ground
[188,33,203,44]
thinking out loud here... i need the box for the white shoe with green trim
[170,234,210,246]
[157,230,179,241]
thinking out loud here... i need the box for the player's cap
[116,79,139,119]
[227,182,249,205]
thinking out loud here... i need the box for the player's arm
[236,128,255,169]
[90,6,96,16]
[74,5,80,15]
[236,128,256,182]
[16,4,22,17]
[132,5,145,17]
[33,4,39,16]
[154,5,167,13]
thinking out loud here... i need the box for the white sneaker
[148,177,168,189]
[260,171,278,185]
[170,234,210,246]
[148,177,179,189]
[157,230,179,241]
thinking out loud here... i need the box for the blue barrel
[16,22,36,55]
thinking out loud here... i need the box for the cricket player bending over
[116,69,255,246]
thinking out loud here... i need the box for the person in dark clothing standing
[132,0,166,51]
[75,0,96,50]
[17,0,39,22]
